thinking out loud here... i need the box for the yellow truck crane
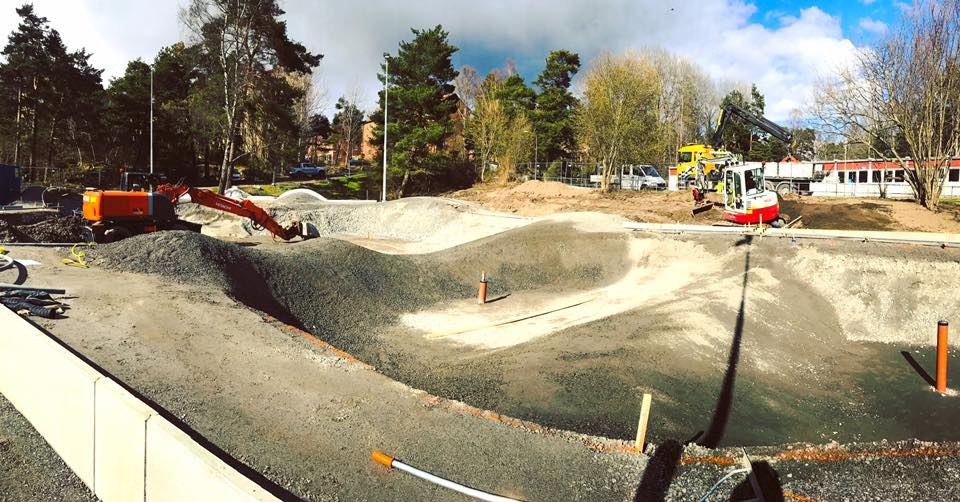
[677,102,796,181]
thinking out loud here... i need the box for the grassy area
[237,173,376,200]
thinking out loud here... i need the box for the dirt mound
[0,215,86,243]
[510,180,589,197]
[95,231,292,323]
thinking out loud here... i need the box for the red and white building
[809,158,960,198]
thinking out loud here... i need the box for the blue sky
[0,1,913,121]
[752,0,901,40]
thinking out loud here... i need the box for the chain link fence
[516,161,672,190]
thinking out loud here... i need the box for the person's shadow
[729,460,785,501]
[633,439,682,502]
[698,236,752,448]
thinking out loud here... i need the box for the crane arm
[156,184,306,241]
[711,102,795,153]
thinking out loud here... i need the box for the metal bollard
[937,320,949,393]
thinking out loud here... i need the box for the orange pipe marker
[372,450,394,469]
[937,320,949,393]
[478,271,488,304]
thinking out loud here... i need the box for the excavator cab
[722,165,782,226]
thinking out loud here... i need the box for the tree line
[12,1,935,203]
[0,2,323,193]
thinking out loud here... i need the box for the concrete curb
[623,222,960,246]
[0,306,280,501]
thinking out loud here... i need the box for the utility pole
[382,55,389,202]
[149,66,154,175]
[534,134,538,176]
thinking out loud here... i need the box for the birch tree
[181,0,321,192]
[813,0,960,209]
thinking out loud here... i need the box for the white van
[590,164,666,190]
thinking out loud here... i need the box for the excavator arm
[156,184,308,241]
[711,102,795,155]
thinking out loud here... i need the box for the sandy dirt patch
[402,238,719,348]
[450,180,960,232]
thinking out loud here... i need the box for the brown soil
[449,181,960,232]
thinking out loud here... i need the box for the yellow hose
[62,242,94,268]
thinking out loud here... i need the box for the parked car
[288,163,327,179]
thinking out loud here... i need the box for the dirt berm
[96,222,960,448]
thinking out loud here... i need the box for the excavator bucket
[283,221,317,241]
[300,222,319,239]
[691,186,714,216]
[692,202,714,216]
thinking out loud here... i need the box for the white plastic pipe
[373,451,518,501]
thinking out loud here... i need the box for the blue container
[0,164,21,205]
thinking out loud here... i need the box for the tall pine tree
[369,25,460,197]
[533,50,580,163]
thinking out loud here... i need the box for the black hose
[1,299,58,318]
[0,259,27,285]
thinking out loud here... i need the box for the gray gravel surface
[0,393,97,502]
[0,215,86,243]
[667,439,960,501]
[93,227,960,450]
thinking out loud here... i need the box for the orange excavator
[82,183,311,243]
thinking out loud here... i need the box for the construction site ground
[2,186,960,500]
[449,180,960,233]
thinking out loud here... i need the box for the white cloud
[858,17,889,36]
[894,1,913,14]
[1,1,863,121]
[860,0,877,5]
[0,1,184,85]
[284,0,859,121]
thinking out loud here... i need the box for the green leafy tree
[153,43,199,181]
[533,50,581,162]
[494,73,536,118]
[577,52,661,191]
[716,88,752,156]
[105,60,151,169]
[369,25,461,197]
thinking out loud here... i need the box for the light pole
[382,54,389,202]
[534,133,538,177]
[149,66,154,175]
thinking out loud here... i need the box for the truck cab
[677,144,733,181]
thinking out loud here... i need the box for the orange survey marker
[478,271,488,304]
[937,320,949,393]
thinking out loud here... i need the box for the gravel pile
[95,231,294,324]
[95,231,468,339]
[94,221,634,414]
[0,220,30,242]
[177,196,528,249]
[0,215,86,243]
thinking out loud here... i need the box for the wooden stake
[635,393,652,452]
